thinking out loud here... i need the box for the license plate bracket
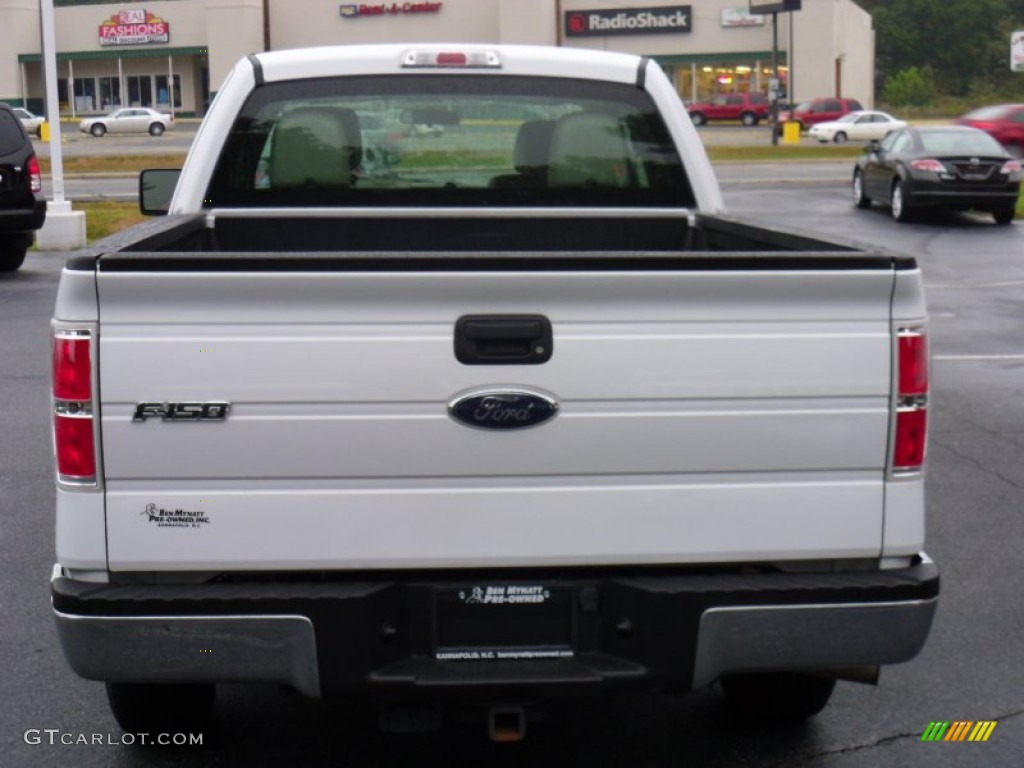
[433,584,574,661]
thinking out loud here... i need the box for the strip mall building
[0,0,873,117]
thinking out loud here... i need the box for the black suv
[0,104,45,272]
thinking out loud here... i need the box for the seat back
[270,107,359,188]
[548,113,632,188]
[514,120,555,176]
[489,119,554,189]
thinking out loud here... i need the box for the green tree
[881,66,938,106]
[858,0,1021,99]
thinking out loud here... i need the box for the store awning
[18,46,207,64]
[653,50,787,66]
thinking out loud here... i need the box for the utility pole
[749,0,801,147]
[770,11,779,146]
[263,0,271,52]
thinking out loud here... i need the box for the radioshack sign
[99,9,169,46]
[565,5,692,37]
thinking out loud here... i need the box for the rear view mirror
[139,168,181,215]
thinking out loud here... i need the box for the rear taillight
[52,329,97,484]
[27,155,42,194]
[910,159,945,173]
[892,328,928,474]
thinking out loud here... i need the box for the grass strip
[705,145,865,162]
[38,154,185,175]
[46,152,1024,235]
[76,201,148,243]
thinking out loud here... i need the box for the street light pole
[40,0,65,207]
[771,11,778,146]
[37,0,85,250]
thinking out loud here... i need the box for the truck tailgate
[96,258,896,571]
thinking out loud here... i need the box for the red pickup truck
[687,93,770,126]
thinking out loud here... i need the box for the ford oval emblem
[448,388,559,431]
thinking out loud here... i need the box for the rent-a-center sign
[99,9,169,46]
[565,6,692,37]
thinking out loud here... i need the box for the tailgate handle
[455,315,553,365]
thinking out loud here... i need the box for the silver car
[808,110,907,144]
[11,108,45,136]
[79,107,174,138]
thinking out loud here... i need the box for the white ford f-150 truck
[50,44,937,738]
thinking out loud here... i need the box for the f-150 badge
[133,401,230,422]
[448,389,558,431]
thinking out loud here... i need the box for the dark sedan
[852,125,1021,224]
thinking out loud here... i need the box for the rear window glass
[963,105,1010,120]
[205,75,694,208]
[0,109,26,155]
[918,130,1005,155]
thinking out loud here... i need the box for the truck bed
[94,210,865,255]
[57,213,919,573]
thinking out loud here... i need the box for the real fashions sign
[565,6,692,37]
[99,9,169,46]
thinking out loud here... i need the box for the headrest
[269,106,359,188]
[513,120,555,173]
[548,113,631,188]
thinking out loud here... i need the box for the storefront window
[99,77,121,110]
[661,59,788,105]
[128,76,152,108]
[73,78,96,112]
[155,75,182,109]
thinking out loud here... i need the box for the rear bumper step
[53,556,938,699]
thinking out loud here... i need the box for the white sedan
[12,107,45,136]
[79,107,174,138]
[808,111,906,144]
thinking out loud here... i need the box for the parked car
[852,125,1021,224]
[79,107,174,137]
[809,110,906,144]
[0,104,45,271]
[11,107,44,136]
[779,97,864,132]
[687,93,771,126]
[957,103,1024,158]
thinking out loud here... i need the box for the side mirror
[139,168,181,216]
[867,140,881,154]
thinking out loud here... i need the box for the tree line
[856,0,1024,105]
